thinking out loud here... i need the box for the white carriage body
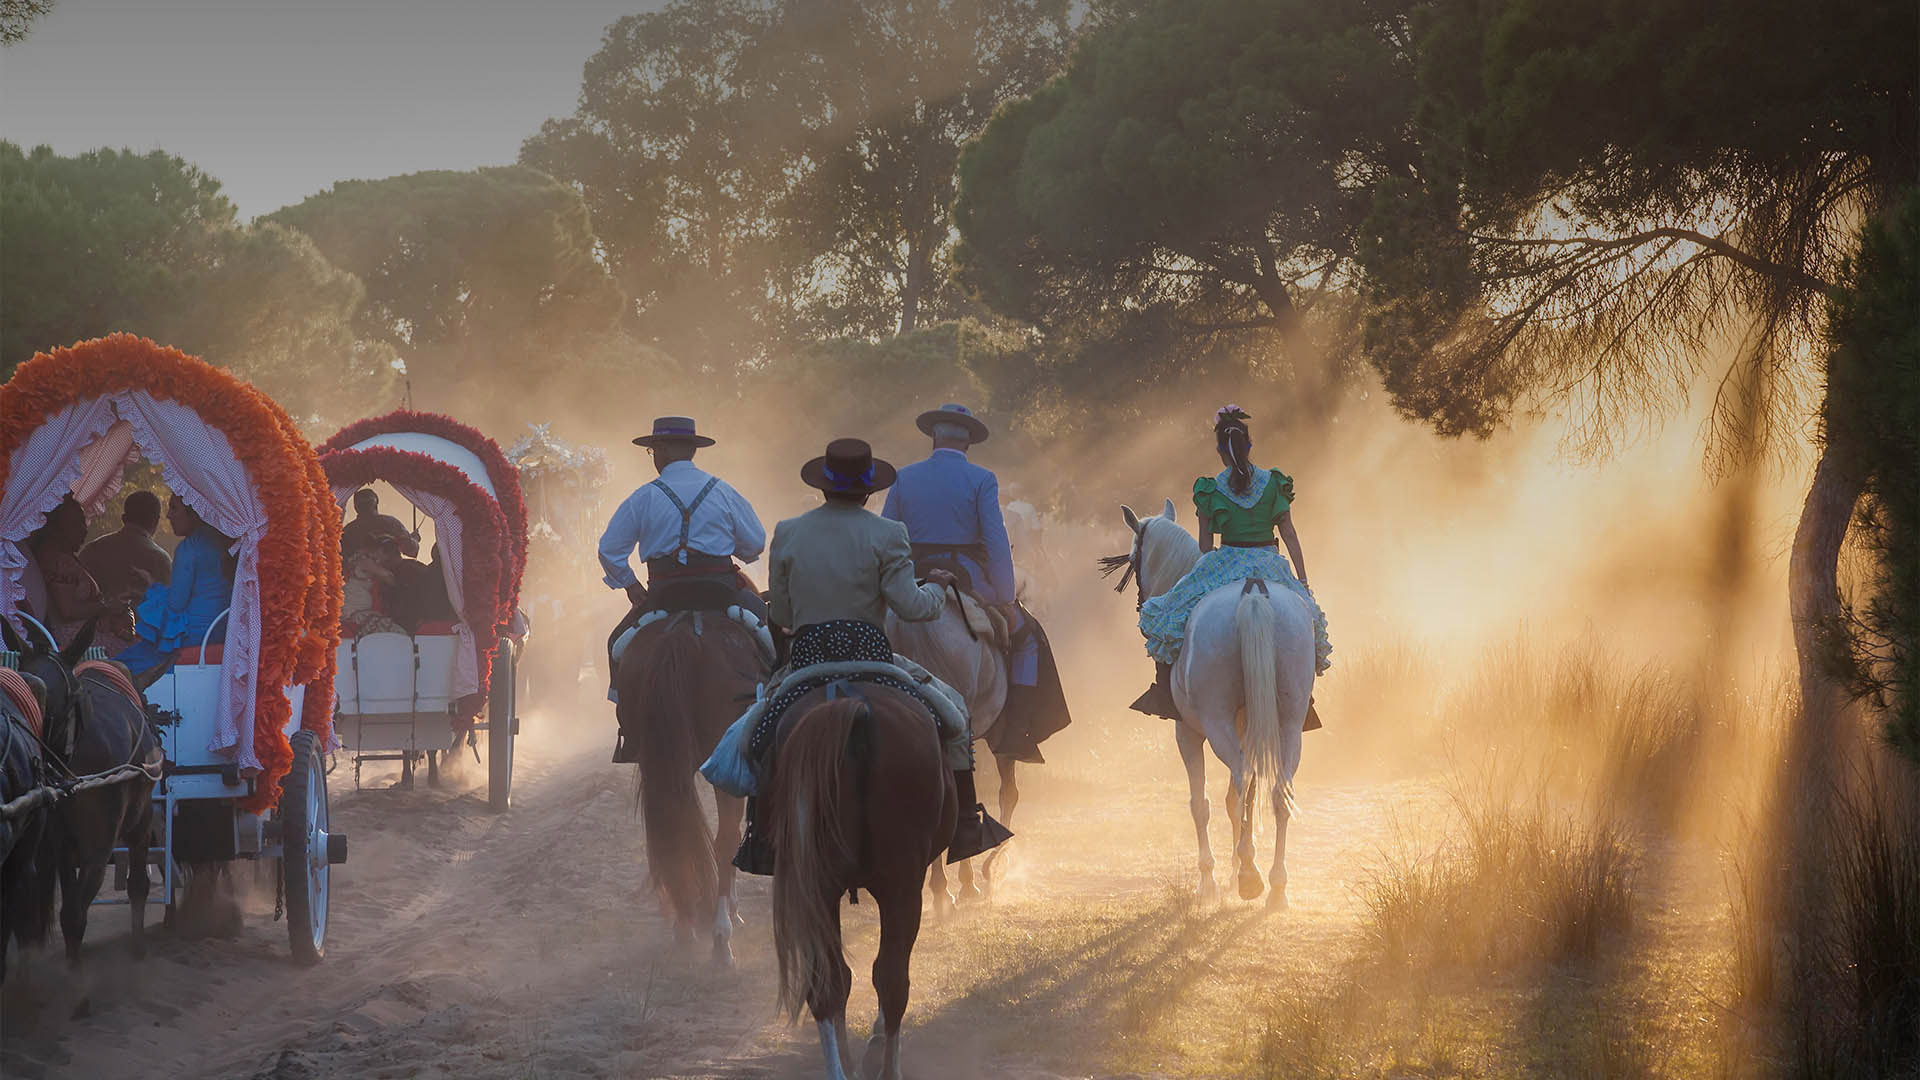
[331,632,461,753]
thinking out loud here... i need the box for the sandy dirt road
[4,698,1699,1080]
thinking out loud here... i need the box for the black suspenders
[650,475,721,565]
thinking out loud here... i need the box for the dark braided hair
[1214,407,1254,496]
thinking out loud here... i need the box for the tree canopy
[0,142,394,420]
[1825,188,1920,758]
[269,166,625,399]
[955,0,1417,378]
[524,0,1070,374]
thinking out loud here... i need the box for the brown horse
[616,611,767,964]
[3,617,158,964]
[769,689,957,1080]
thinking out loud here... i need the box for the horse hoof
[862,1033,887,1079]
[1268,888,1289,911]
[1197,880,1217,905]
[711,940,734,969]
[1237,871,1264,902]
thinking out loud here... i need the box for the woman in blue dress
[1132,406,1331,723]
[115,496,236,675]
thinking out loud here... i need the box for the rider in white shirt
[599,417,767,758]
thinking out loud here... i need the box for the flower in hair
[1214,404,1251,426]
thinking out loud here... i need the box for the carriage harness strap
[0,667,43,740]
[650,475,722,567]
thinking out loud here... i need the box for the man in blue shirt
[883,404,1072,761]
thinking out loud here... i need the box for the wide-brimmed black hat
[915,402,990,444]
[632,416,715,448]
[801,438,897,495]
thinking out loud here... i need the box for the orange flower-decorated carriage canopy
[0,335,343,811]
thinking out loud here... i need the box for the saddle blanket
[699,655,971,798]
[608,605,776,703]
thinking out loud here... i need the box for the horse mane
[1137,515,1201,600]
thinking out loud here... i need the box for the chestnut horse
[617,612,767,964]
[769,688,956,1080]
[2,617,159,963]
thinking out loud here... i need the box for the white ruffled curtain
[333,484,479,698]
[2,394,270,771]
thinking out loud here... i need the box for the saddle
[700,655,970,799]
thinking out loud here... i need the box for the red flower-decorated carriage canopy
[0,335,343,812]
[318,411,528,703]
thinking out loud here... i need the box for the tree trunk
[1788,439,1866,733]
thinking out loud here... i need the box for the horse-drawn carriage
[0,335,347,964]
[318,411,529,811]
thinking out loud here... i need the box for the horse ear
[1162,498,1177,521]
[59,618,97,668]
[1121,505,1142,534]
[19,617,53,657]
[0,616,23,656]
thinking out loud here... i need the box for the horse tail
[627,623,717,929]
[770,698,869,1022]
[1237,588,1281,823]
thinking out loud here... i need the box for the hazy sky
[1,0,655,218]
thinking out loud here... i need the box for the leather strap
[0,667,43,740]
[649,475,722,565]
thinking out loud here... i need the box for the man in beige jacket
[733,437,1011,875]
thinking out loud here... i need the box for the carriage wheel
[488,637,515,812]
[280,729,343,964]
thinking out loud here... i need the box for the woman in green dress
[1132,406,1331,719]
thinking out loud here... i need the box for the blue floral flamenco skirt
[1138,547,1331,674]
[114,584,227,672]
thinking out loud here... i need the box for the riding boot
[731,796,776,876]
[1129,661,1180,720]
[610,729,642,764]
[1305,696,1324,732]
[947,769,1013,864]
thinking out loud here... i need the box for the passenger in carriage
[115,496,237,675]
[79,491,173,603]
[28,496,132,648]
[386,543,455,634]
[341,536,405,637]
[341,489,419,559]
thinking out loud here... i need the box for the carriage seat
[413,620,459,636]
[175,644,224,665]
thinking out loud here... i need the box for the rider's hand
[624,583,648,608]
[924,568,958,589]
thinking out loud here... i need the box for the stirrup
[947,804,1013,863]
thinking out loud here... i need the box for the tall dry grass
[1728,750,1920,1077]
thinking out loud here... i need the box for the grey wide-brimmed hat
[801,438,898,495]
[915,402,990,444]
[632,416,716,448]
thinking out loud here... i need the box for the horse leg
[712,791,743,968]
[61,855,106,966]
[1228,774,1262,901]
[994,752,1020,831]
[955,853,984,904]
[128,800,153,959]
[1269,778,1291,910]
[864,880,921,1080]
[926,859,954,920]
[811,903,855,1080]
[1175,723,1215,902]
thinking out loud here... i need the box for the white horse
[1116,499,1314,906]
[887,595,1016,911]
